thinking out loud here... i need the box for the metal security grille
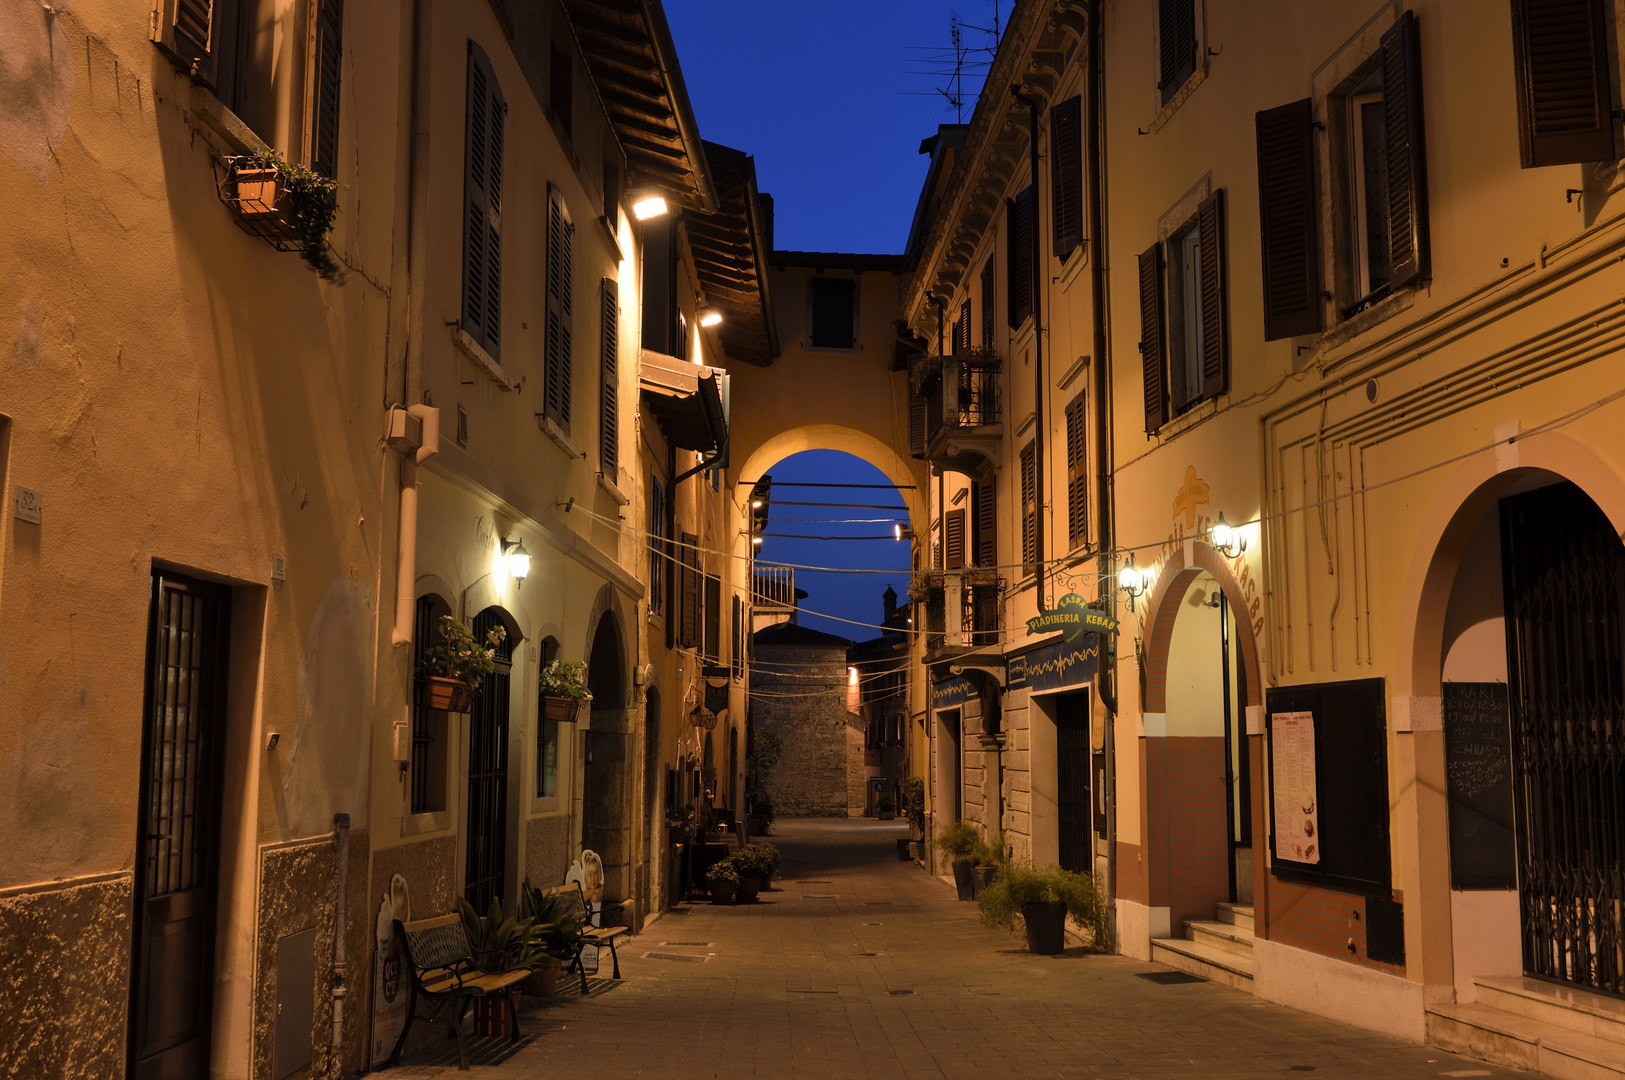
[464,609,514,912]
[410,596,439,814]
[1502,482,1625,996]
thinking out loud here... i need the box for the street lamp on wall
[1117,553,1152,612]
[632,194,669,220]
[1209,512,1247,559]
[500,537,531,586]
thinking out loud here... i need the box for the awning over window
[640,348,727,454]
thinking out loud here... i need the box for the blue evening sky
[664,0,1004,254]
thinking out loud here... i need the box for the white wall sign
[1271,710,1321,865]
[271,554,287,581]
[14,486,40,524]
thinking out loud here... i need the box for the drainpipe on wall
[390,407,440,646]
[331,812,350,1075]
[1011,85,1045,610]
[1085,0,1120,948]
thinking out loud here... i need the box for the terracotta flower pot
[710,879,737,904]
[522,961,560,998]
[234,168,279,214]
[423,675,472,713]
[541,695,580,723]
[473,989,516,1036]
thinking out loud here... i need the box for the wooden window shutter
[462,43,505,360]
[980,258,996,352]
[908,395,926,459]
[1381,11,1430,290]
[546,183,575,427]
[1050,95,1084,258]
[973,479,996,567]
[1511,0,1615,168]
[1196,189,1229,398]
[311,0,344,178]
[1138,243,1168,433]
[1020,441,1038,574]
[956,301,972,354]
[1065,392,1089,548]
[704,574,721,662]
[599,277,619,478]
[679,533,700,648]
[1158,0,1197,102]
[1255,98,1323,340]
[170,0,214,72]
[1006,187,1034,328]
[945,509,967,570]
[731,595,743,676]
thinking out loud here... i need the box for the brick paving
[379,818,1534,1080]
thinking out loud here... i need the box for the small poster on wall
[1271,711,1321,865]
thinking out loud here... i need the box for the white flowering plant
[427,615,505,691]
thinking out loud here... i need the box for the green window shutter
[1255,98,1323,341]
[1511,0,1616,168]
[1197,189,1229,398]
[462,42,505,360]
[1050,95,1084,258]
[1381,11,1430,289]
[599,277,619,479]
[546,183,575,427]
[312,0,344,178]
[1138,243,1167,433]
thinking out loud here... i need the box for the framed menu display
[1270,711,1321,865]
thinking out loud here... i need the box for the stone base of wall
[0,872,132,1078]
[526,815,572,890]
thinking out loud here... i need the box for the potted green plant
[934,820,981,901]
[706,858,739,904]
[877,793,896,821]
[665,803,696,845]
[903,777,926,837]
[231,150,342,279]
[517,879,586,996]
[976,862,1106,955]
[456,895,543,1032]
[971,832,1007,898]
[423,615,505,712]
[539,659,591,722]
[731,842,779,900]
[747,791,774,837]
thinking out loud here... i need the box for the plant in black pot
[732,843,778,899]
[876,792,896,821]
[903,777,926,838]
[706,858,740,904]
[934,821,981,901]
[971,832,1007,898]
[976,863,1106,955]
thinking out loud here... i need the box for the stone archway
[582,609,632,903]
[732,424,930,533]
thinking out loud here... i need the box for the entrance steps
[1428,976,1625,1080]
[1150,902,1254,993]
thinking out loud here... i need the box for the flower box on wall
[540,695,581,723]
[423,675,472,714]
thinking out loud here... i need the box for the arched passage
[583,610,632,902]
[733,425,930,534]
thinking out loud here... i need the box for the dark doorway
[1502,481,1625,995]
[583,615,626,891]
[465,607,515,912]
[942,709,963,822]
[130,572,232,1080]
[642,687,662,917]
[1056,691,1092,874]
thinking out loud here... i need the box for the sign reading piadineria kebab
[1026,593,1119,642]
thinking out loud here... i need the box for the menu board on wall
[1271,711,1321,865]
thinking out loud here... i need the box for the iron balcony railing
[915,350,1001,450]
[753,566,796,608]
[917,568,1004,653]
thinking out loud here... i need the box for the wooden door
[1056,692,1093,873]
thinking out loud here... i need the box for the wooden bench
[546,881,631,992]
[387,913,531,1071]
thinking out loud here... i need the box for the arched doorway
[583,613,630,900]
[641,687,662,921]
[466,606,519,911]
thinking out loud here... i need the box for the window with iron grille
[536,636,560,800]
[411,594,452,814]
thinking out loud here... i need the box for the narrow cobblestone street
[383,820,1535,1080]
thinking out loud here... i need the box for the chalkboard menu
[1443,682,1516,890]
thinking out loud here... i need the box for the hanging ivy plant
[241,150,342,280]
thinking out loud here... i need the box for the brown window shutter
[172,0,214,71]
[973,479,996,567]
[1381,11,1430,289]
[908,395,926,459]
[1159,0,1197,103]
[957,300,972,354]
[1138,243,1167,433]
[1020,441,1038,574]
[311,0,344,178]
[1196,190,1229,398]
[945,509,966,570]
[1255,98,1323,340]
[1006,187,1034,328]
[463,43,505,359]
[599,277,618,478]
[1050,95,1084,258]
[980,258,996,351]
[731,595,743,676]
[680,533,700,648]
[1511,0,1615,168]
[546,183,574,426]
[704,574,721,662]
[1065,392,1088,548]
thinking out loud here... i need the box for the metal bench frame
[386,913,531,1071]
[546,881,631,993]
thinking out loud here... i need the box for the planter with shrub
[976,863,1106,955]
[706,858,739,904]
[423,615,505,713]
[934,820,981,901]
[538,659,591,722]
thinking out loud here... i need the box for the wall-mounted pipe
[390,406,439,647]
[330,812,350,1074]
[1011,84,1046,609]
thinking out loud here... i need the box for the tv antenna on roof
[903,3,1003,124]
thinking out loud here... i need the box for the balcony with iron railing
[910,348,1002,479]
[917,567,1005,661]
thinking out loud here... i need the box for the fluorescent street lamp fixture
[751,499,763,509]
[632,195,669,220]
[1209,511,1247,559]
[751,535,763,546]
[501,537,531,585]
[699,310,723,328]
[893,524,917,541]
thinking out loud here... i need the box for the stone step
[1150,935,1255,993]
[1215,902,1254,932]
[1185,919,1254,959]
[1427,1002,1625,1080]
[1476,977,1625,1046]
